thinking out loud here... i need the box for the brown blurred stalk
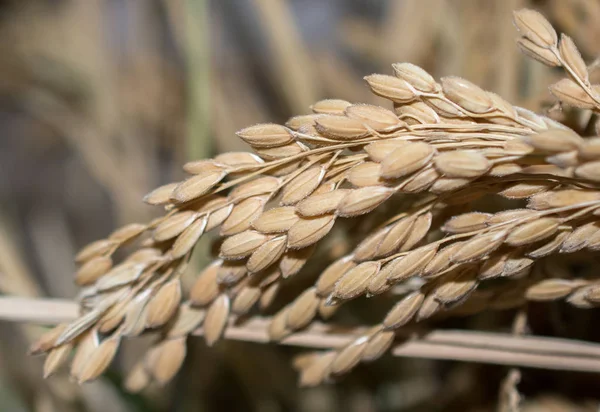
[5,296,600,374]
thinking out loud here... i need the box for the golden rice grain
[499,182,553,199]
[364,140,408,162]
[43,343,73,378]
[296,190,349,217]
[268,307,291,341]
[259,280,281,311]
[285,114,322,130]
[214,152,264,168]
[337,186,394,217]
[281,166,325,205]
[392,63,438,93]
[528,190,600,210]
[216,261,247,285]
[502,256,534,277]
[488,162,523,176]
[120,291,151,337]
[171,170,227,203]
[347,162,383,187]
[560,223,599,253]
[525,279,577,300]
[429,177,472,194]
[315,115,369,140]
[374,216,414,257]
[143,182,179,206]
[182,160,225,175]
[75,256,113,286]
[150,338,187,385]
[516,38,560,66]
[424,97,465,117]
[383,291,424,329]
[108,223,147,243]
[146,279,182,328]
[153,211,198,242]
[311,99,351,115]
[286,287,320,330]
[353,227,391,261]
[441,77,493,113]
[170,215,208,259]
[513,9,557,48]
[329,337,369,376]
[432,269,477,305]
[549,79,596,110]
[166,304,205,338]
[221,196,266,236]
[503,140,534,155]
[298,352,336,387]
[77,337,120,383]
[228,176,281,201]
[203,294,230,346]
[361,330,395,362]
[452,230,507,263]
[30,324,67,355]
[189,262,221,306]
[75,239,117,263]
[478,252,509,280]
[332,261,381,300]
[316,256,356,297]
[399,212,432,252]
[395,101,439,124]
[252,206,300,233]
[124,362,150,393]
[364,74,416,103]
[246,236,287,273]
[98,301,128,333]
[232,286,262,315]
[505,218,559,246]
[380,142,434,179]
[523,129,582,153]
[220,230,269,259]
[287,215,335,249]
[70,333,101,379]
[527,231,570,258]
[416,294,442,321]
[442,213,491,234]
[95,262,146,291]
[434,151,491,178]
[487,209,534,226]
[402,167,440,192]
[279,245,315,278]
[385,244,437,282]
[206,204,234,231]
[422,243,461,278]
[345,104,401,131]
[366,264,394,296]
[236,123,294,148]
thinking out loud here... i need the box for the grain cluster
[31,8,600,389]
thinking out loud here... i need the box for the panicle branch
[29,8,600,389]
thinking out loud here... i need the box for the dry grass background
[1,0,600,411]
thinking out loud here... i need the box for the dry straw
[21,8,600,389]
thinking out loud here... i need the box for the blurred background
[1,0,600,411]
